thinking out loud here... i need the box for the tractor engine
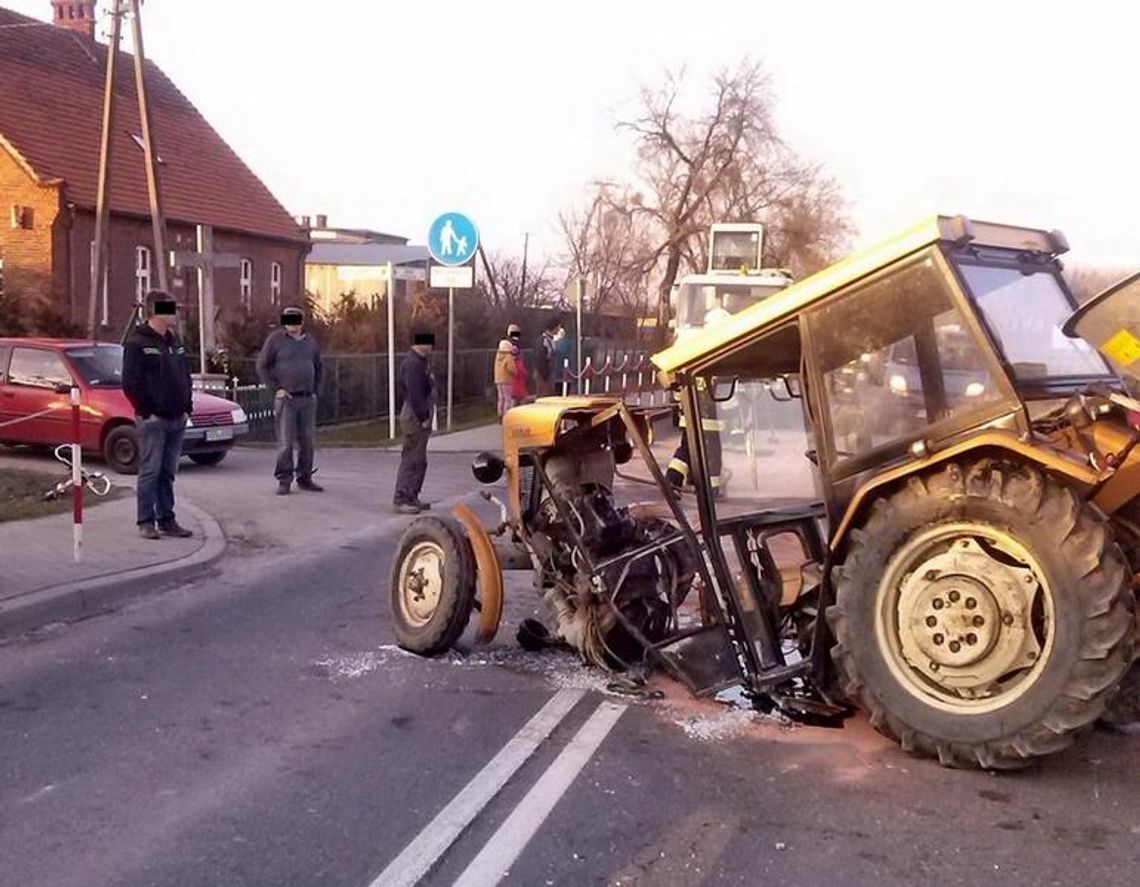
[527,443,695,669]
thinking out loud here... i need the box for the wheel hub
[893,536,1044,697]
[399,542,444,626]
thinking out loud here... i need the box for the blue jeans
[136,415,185,525]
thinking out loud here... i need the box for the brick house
[0,2,308,341]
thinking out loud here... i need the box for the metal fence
[209,344,664,441]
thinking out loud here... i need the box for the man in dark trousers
[257,306,324,495]
[534,316,560,396]
[122,291,195,539]
[393,331,436,514]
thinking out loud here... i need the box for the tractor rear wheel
[389,516,477,656]
[828,459,1135,768]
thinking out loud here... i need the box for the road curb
[0,497,226,637]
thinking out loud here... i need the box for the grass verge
[0,468,126,523]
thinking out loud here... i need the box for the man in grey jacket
[257,306,324,495]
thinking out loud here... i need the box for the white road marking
[366,688,585,887]
[451,701,627,887]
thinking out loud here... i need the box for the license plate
[205,427,233,442]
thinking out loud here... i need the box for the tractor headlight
[472,451,505,484]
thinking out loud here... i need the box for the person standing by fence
[257,306,324,495]
[122,291,194,539]
[533,317,559,396]
[493,336,517,418]
[393,331,437,514]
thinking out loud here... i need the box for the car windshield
[956,262,1110,381]
[66,345,123,388]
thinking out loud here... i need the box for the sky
[7,0,1140,270]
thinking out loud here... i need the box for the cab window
[8,348,72,390]
[808,251,1002,466]
[0,344,10,383]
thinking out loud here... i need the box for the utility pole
[129,0,168,296]
[86,1,171,340]
[88,1,125,339]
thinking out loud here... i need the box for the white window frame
[270,261,282,305]
[135,245,151,304]
[240,258,253,308]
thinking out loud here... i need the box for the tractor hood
[501,396,622,451]
[1064,271,1140,396]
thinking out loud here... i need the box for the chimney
[52,2,98,39]
[315,214,328,229]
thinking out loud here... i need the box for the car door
[3,347,75,445]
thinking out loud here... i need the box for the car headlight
[964,382,986,398]
[888,374,908,395]
[231,407,248,424]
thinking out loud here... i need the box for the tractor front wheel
[389,516,476,656]
[828,459,1134,768]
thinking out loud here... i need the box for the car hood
[191,391,240,413]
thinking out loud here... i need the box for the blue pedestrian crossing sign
[428,212,479,266]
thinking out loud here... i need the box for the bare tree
[561,58,851,340]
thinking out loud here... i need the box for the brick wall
[0,147,63,325]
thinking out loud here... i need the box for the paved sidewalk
[0,493,224,634]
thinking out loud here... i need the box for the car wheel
[103,425,139,474]
[188,451,227,466]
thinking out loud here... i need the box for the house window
[135,246,151,303]
[270,262,282,305]
[240,258,253,308]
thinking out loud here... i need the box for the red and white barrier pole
[71,386,83,563]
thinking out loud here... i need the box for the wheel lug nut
[1002,613,1014,626]
[948,590,961,603]
[924,570,939,581]
[973,615,985,627]
[926,616,938,627]
[932,599,945,610]
[929,661,940,672]
[933,633,945,645]
[965,597,977,609]
[949,641,962,653]
[966,633,978,645]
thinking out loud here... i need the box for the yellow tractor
[389,215,1139,768]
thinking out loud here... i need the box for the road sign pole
[387,261,396,440]
[576,278,584,395]
[447,287,454,431]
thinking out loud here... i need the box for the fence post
[584,357,592,396]
[70,386,83,563]
[561,358,569,397]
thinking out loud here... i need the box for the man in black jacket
[393,331,436,513]
[122,291,194,539]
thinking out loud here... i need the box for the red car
[0,338,249,474]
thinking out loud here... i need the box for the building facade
[0,3,308,340]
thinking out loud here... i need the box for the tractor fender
[831,432,1101,558]
[451,502,504,644]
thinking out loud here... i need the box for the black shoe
[138,523,161,540]
[157,520,193,538]
[277,482,291,495]
[411,499,432,510]
[393,501,423,515]
[297,479,324,492]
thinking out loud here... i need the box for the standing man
[257,306,324,495]
[122,291,194,539]
[393,331,436,514]
[534,316,559,396]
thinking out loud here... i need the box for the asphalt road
[1,506,1139,886]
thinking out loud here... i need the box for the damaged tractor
[389,215,1140,768]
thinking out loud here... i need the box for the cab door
[2,346,76,445]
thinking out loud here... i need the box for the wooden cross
[171,224,242,371]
